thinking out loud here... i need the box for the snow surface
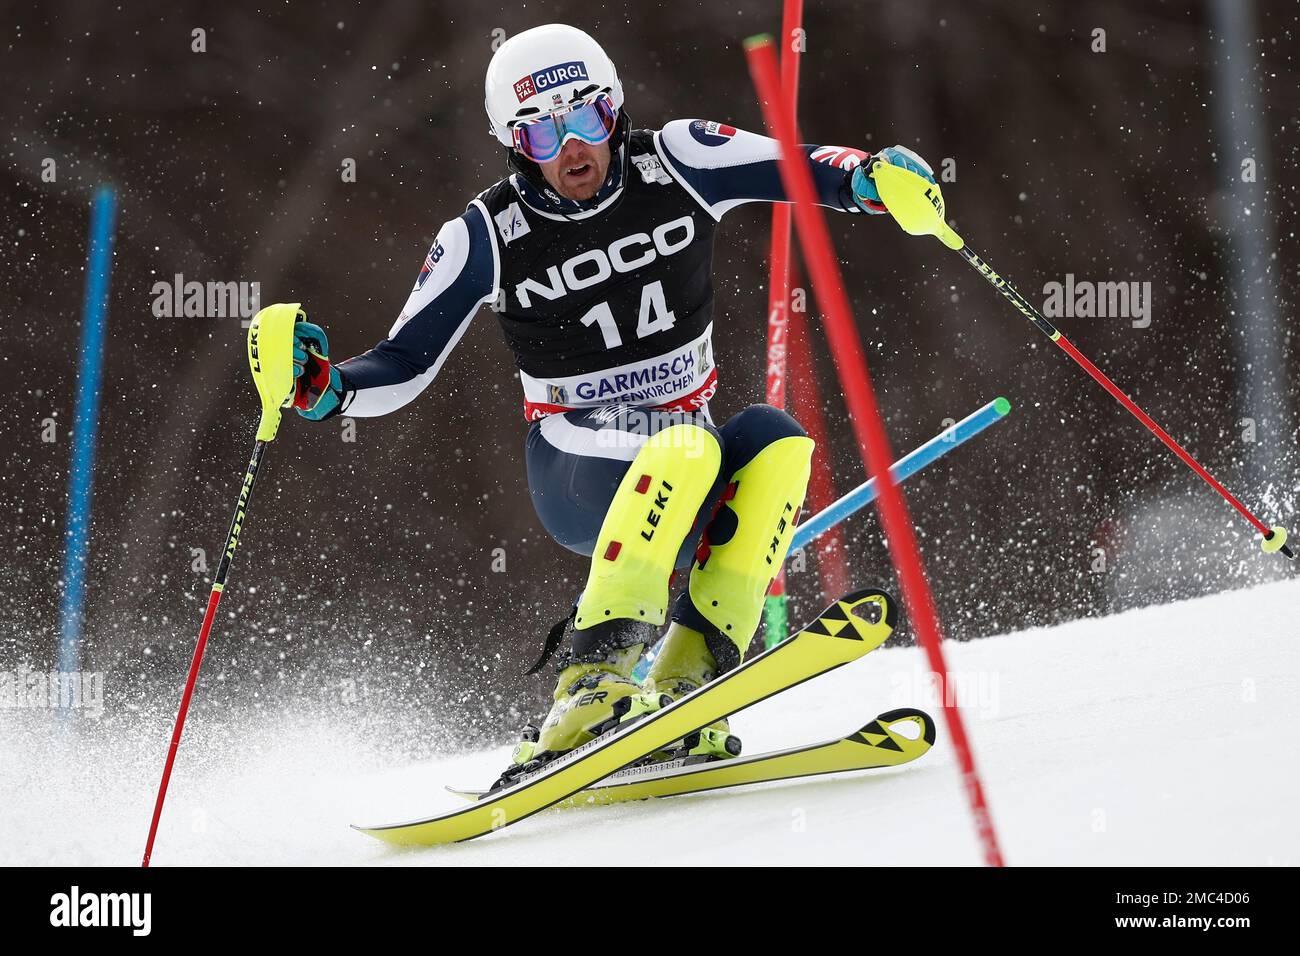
[4,579,1297,866]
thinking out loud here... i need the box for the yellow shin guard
[575,423,722,632]
[688,435,813,661]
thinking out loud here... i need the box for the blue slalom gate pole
[58,186,117,682]
[791,396,1011,552]
[633,397,1011,681]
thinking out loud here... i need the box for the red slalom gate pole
[762,0,803,415]
[745,34,1004,866]
[761,0,804,648]
[788,294,852,599]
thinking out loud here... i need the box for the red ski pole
[867,159,1294,561]
[141,303,300,867]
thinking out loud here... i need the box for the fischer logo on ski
[353,588,899,847]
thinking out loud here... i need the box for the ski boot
[494,620,667,791]
[640,621,742,763]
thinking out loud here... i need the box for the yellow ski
[447,708,935,808]
[354,588,898,846]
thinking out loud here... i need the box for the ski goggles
[511,94,619,164]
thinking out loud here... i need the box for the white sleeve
[339,202,500,417]
[654,119,864,220]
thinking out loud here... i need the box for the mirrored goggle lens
[513,97,618,163]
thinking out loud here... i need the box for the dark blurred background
[2,1,1296,743]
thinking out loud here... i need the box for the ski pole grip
[1262,526,1294,560]
[870,159,964,250]
[247,302,302,442]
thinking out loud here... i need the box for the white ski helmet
[485,24,625,150]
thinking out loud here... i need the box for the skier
[286,23,935,781]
